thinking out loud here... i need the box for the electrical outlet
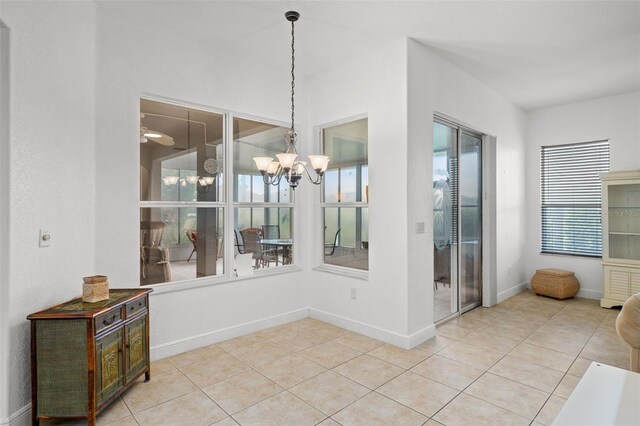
[350,288,357,300]
[415,222,425,234]
[39,229,51,247]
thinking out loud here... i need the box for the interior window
[139,99,225,285]
[233,117,294,269]
[321,117,369,271]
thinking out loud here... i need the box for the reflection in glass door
[433,122,458,322]
[433,119,482,323]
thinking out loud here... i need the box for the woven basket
[82,275,109,303]
[531,268,579,299]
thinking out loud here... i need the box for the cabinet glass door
[125,317,148,382]
[95,329,124,406]
[608,183,640,261]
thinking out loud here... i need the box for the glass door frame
[433,115,483,323]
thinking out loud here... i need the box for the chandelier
[253,11,330,189]
[162,110,215,193]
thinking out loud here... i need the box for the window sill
[313,264,369,281]
[147,264,303,296]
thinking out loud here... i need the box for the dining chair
[140,221,172,284]
[186,230,197,262]
[240,228,278,268]
[325,228,341,256]
[234,229,246,254]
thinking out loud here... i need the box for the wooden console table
[27,288,152,425]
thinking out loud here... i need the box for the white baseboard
[497,281,529,303]
[309,308,434,349]
[576,289,602,300]
[150,308,309,360]
[407,324,437,348]
[1,404,30,426]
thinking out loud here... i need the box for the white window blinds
[540,140,610,257]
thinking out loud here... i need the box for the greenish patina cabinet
[28,289,152,425]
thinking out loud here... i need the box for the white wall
[525,91,640,299]
[305,38,527,343]
[305,38,412,341]
[1,1,97,418]
[94,5,309,353]
[0,17,10,426]
[407,39,528,333]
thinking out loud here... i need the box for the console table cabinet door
[125,316,147,383]
[95,329,124,406]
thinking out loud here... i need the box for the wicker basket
[82,275,109,303]
[531,268,579,299]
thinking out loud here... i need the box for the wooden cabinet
[601,170,640,308]
[27,289,152,425]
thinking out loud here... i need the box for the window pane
[323,169,339,203]
[323,207,368,271]
[237,174,251,203]
[140,99,224,202]
[252,175,265,202]
[235,208,251,231]
[233,117,290,203]
[340,167,357,202]
[235,207,293,268]
[140,207,224,285]
[323,118,368,203]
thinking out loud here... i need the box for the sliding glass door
[459,132,482,313]
[433,118,482,323]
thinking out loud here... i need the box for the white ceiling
[100,1,640,111]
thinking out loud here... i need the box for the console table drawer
[95,309,122,334]
[125,297,146,318]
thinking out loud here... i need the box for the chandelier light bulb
[276,153,298,170]
[267,161,280,175]
[308,155,330,172]
[163,176,180,185]
[253,157,274,172]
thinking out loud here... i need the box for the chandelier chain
[253,11,327,189]
[290,19,295,132]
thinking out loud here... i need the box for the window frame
[315,114,369,279]
[540,139,610,258]
[139,96,300,294]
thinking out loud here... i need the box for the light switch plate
[39,229,51,247]
[415,222,425,234]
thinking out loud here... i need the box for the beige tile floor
[85,289,629,426]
